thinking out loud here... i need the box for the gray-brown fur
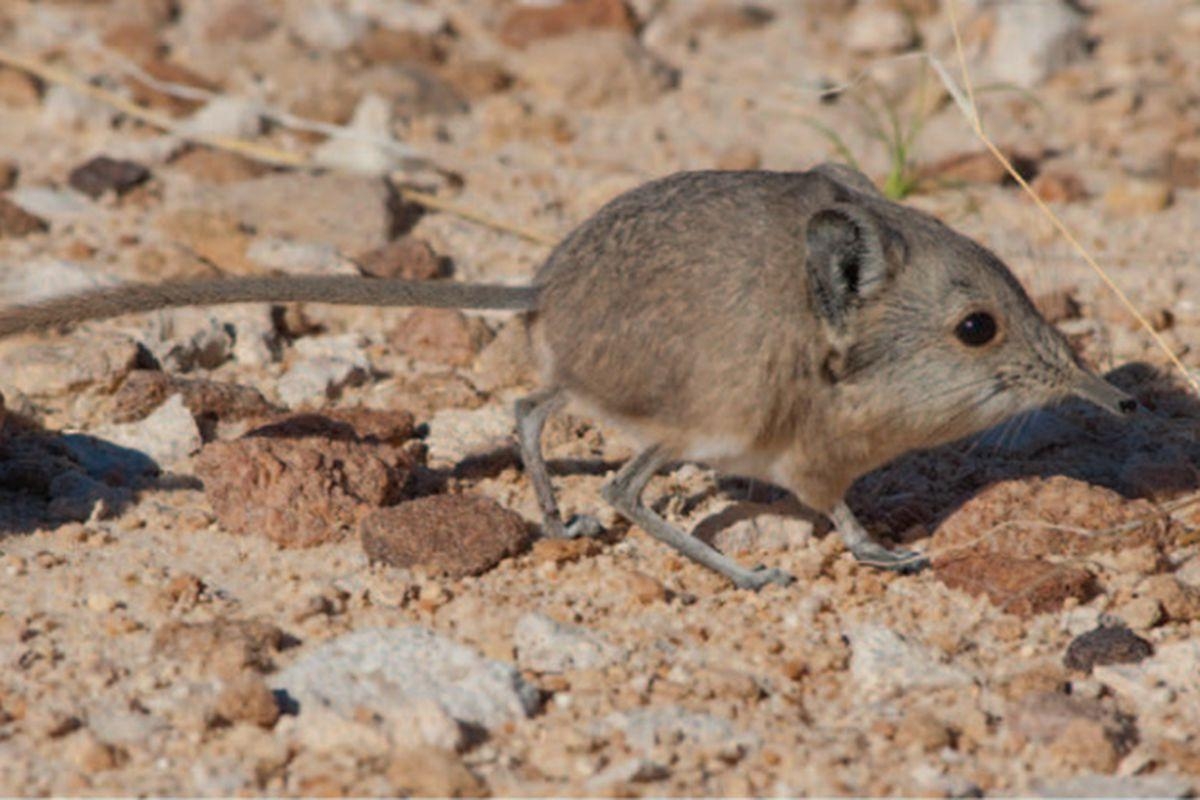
[0,164,1135,590]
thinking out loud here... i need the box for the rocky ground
[1,0,1199,795]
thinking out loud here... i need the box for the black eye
[955,311,997,347]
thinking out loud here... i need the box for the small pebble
[1063,624,1154,673]
[67,156,151,199]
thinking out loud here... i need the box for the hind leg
[514,388,602,539]
[602,445,794,591]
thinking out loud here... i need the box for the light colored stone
[514,612,623,673]
[1116,596,1164,631]
[313,93,426,175]
[710,510,815,555]
[277,334,371,407]
[604,706,759,759]
[1104,179,1173,216]
[981,0,1087,88]
[289,1,368,51]
[1037,772,1194,798]
[848,625,972,699]
[424,405,514,467]
[1176,555,1200,590]
[246,237,350,276]
[0,258,116,303]
[94,394,203,468]
[181,96,263,140]
[845,6,914,53]
[5,186,92,222]
[274,627,540,735]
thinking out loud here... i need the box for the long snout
[1070,369,1138,416]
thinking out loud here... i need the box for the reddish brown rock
[931,476,1171,560]
[355,237,444,280]
[934,554,1097,616]
[360,494,531,578]
[153,618,285,678]
[108,370,281,426]
[499,0,636,48]
[195,411,421,548]
[390,308,494,367]
[0,197,47,238]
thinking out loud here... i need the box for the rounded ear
[804,204,895,330]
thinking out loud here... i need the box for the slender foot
[830,502,930,574]
[603,446,795,591]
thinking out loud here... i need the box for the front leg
[602,446,795,591]
[829,502,929,574]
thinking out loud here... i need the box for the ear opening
[805,204,892,330]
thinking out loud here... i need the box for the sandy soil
[1,0,1199,795]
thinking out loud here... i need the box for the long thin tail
[0,275,540,339]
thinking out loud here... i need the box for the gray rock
[93,394,202,468]
[274,627,541,732]
[1037,772,1194,798]
[514,612,623,674]
[981,0,1087,88]
[847,625,972,699]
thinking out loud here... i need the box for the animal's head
[804,199,1136,453]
